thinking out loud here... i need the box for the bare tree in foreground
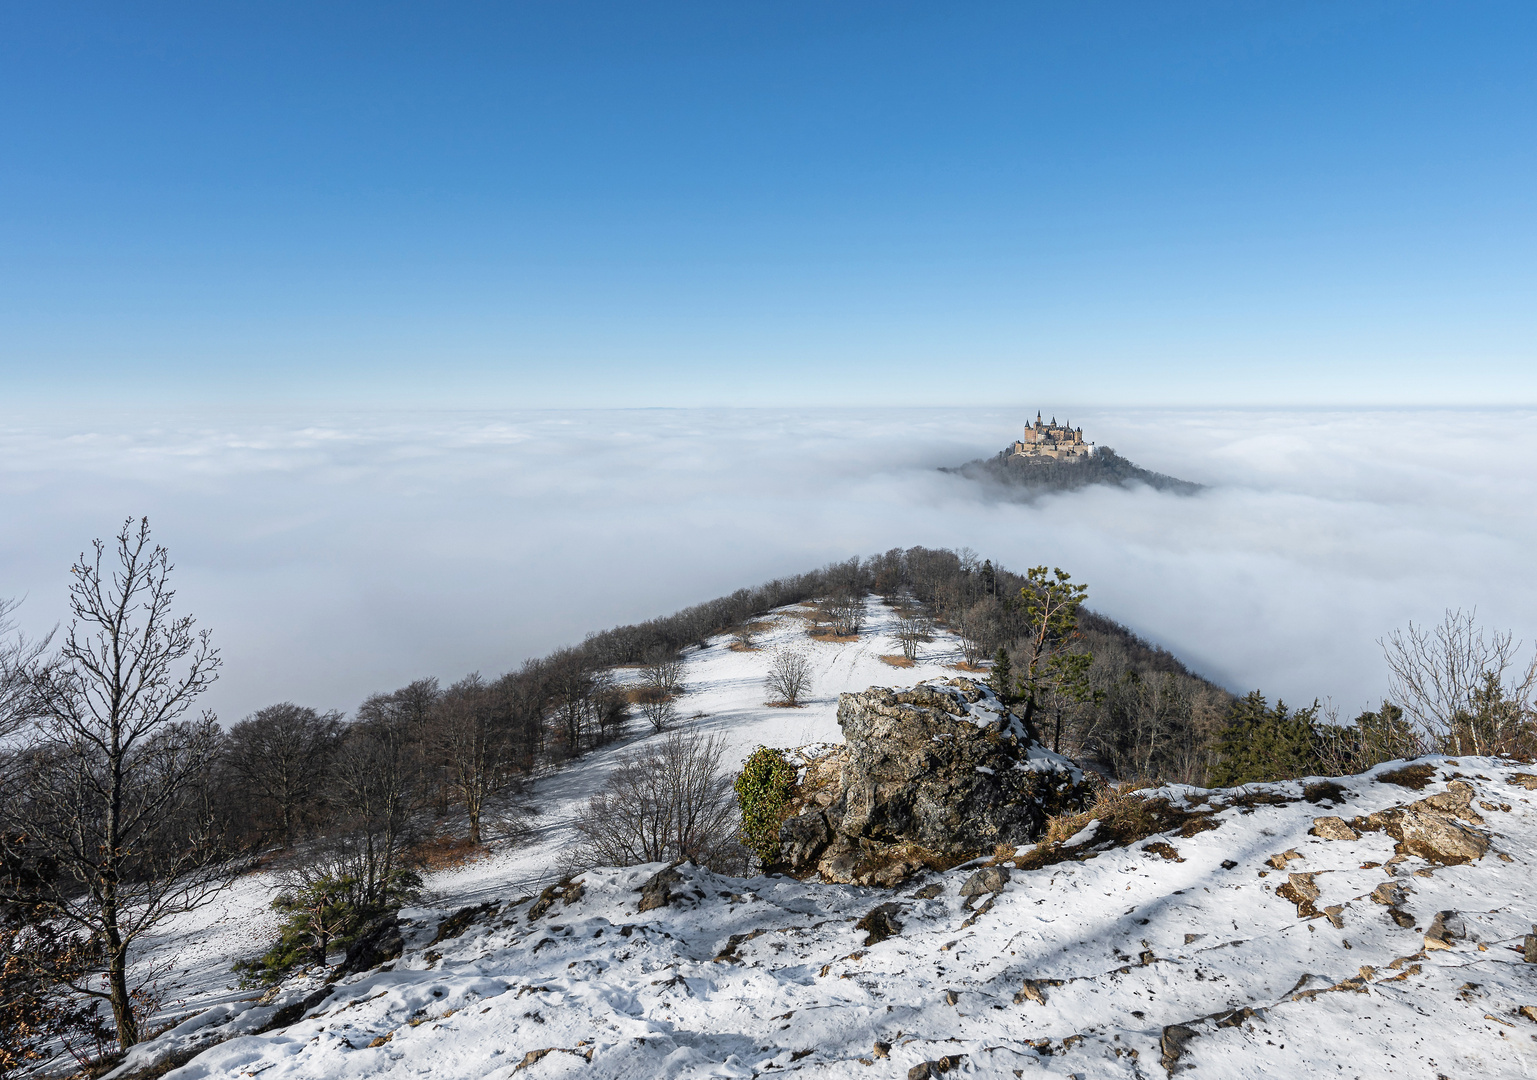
[764,646,813,707]
[7,519,228,1048]
[1382,608,1537,756]
[566,727,740,873]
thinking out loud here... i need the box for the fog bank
[1,406,1532,724]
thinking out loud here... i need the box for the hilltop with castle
[944,412,1200,497]
[1008,412,1095,461]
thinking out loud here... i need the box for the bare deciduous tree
[764,646,813,707]
[826,594,865,637]
[224,703,341,847]
[435,673,523,845]
[0,597,52,739]
[635,691,677,734]
[566,727,740,873]
[640,648,684,698]
[7,519,228,1048]
[335,692,426,908]
[894,614,930,663]
[1382,608,1537,756]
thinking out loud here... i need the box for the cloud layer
[2,405,1533,724]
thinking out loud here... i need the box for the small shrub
[735,747,799,865]
[235,866,421,986]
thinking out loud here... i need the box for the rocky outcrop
[1356,779,1491,865]
[777,678,1089,885]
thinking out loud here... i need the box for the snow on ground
[128,597,969,1023]
[123,760,1537,1079]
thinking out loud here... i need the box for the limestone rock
[781,678,1088,884]
[1160,1024,1198,1075]
[1310,816,1360,841]
[1423,910,1466,951]
[1363,794,1490,865]
[636,865,684,912]
[907,1055,965,1079]
[959,865,1011,897]
[1275,872,1322,918]
[1523,926,1537,963]
[779,811,832,873]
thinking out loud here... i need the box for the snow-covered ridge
[119,759,1537,1079]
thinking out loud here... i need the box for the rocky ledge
[776,678,1091,885]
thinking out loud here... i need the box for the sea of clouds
[2,405,1533,725]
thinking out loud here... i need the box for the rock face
[777,678,1088,885]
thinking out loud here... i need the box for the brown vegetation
[1376,763,1437,790]
[409,836,489,873]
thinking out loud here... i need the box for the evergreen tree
[1207,691,1322,786]
[988,647,1013,704]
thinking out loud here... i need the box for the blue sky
[2,2,1534,406]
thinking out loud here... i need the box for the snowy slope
[123,598,973,1026]
[120,759,1537,1080]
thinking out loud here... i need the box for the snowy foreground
[111,603,1537,1079]
[119,760,1537,1079]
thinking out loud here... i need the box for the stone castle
[1007,412,1094,460]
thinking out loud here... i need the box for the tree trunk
[107,941,138,1048]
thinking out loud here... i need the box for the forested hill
[947,446,1203,497]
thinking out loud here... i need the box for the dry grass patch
[809,632,859,644]
[764,700,809,709]
[1376,763,1437,790]
[947,661,988,673]
[879,654,915,668]
[1008,787,1222,873]
[411,835,490,872]
[727,641,763,652]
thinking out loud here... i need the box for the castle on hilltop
[1008,412,1094,460]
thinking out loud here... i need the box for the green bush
[734,747,799,865]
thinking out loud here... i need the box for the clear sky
[3,2,1534,407]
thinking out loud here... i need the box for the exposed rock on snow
[635,864,684,912]
[1310,815,1360,840]
[341,915,404,975]
[1423,909,1467,951]
[778,678,1088,885]
[1357,778,1492,864]
[959,865,1010,896]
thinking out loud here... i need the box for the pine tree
[1207,691,1322,786]
[989,647,1013,704]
